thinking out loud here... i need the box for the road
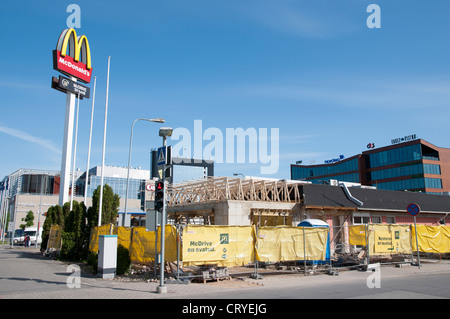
[1,245,449,301]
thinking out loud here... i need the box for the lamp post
[157,127,173,294]
[123,118,165,227]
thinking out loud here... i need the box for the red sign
[53,50,92,83]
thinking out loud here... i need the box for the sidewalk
[1,246,449,299]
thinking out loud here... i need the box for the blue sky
[1,1,450,180]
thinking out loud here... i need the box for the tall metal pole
[59,80,76,206]
[70,93,80,211]
[84,76,97,207]
[414,216,421,269]
[99,56,111,226]
[124,118,164,227]
[158,135,168,294]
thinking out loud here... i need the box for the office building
[0,166,150,235]
[291,138,450,194]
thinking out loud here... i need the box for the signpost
[51,28,93,207]
[407,203,421,268]
[52,75,91,99]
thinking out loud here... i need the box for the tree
[61,201,89,260]
[87,184,120,227]
[41,205,64,251]
[20,210,34,230]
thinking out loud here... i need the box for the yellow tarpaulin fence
[349,225,367,246]
[255,226,329,262]
[47,225,63,250]
[89,225,332,267]
[182,225,255,267]
[370,224,412,254]
[130,226,177,264]
[88,224,113,253]
[412,225,450,254]
[349,224,450,255]
[349,224,412,255]
[88,225,177,264]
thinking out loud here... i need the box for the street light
[157,126,173,294]
[123,118,165,227]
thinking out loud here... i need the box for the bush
[60,232,77,260]
[87,252,98,274]
[116,244,131,276]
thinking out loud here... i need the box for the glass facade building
[291,139,450,195]
[291,157,359,183]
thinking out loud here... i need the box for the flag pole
[99,56,111,226]
[84,76,97,207]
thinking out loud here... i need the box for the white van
[20,227,43,245]
[12,229,24,244]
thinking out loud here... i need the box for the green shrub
[60,232,77,260]
[116,244,131,276]
[87,252,98,274]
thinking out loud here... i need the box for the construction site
[46,176,450,283]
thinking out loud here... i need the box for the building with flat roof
[0,165,151,236]
[291,139,450,195]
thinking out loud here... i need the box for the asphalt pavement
[1,245,449,301]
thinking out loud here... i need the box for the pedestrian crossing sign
[156,146,172,166]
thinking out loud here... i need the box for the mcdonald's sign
[53,28,93,83]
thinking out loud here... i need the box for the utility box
[98,235,117,279]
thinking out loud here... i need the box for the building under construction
[164,176,450,250]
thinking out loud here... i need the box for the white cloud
[232,0,359,38]
[0,125,61,154]
[225,75,450,110]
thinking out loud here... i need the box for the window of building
[368,144,422,168]
[423,164,441,175]
[386,216,396,224]
[353,213,370,224]
[291,158,359,183]
[424,178,442,189]
[371,216,382,224]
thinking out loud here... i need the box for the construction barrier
[47,225,63,250]
[89,225,177,264]
[255,226,329,262]
[370,224,412,255]
[113,226,132,251]
[349,224,412,255]
[412,225,450,254]
[130,226,177,264]
[87,223,450,268]
[348,224,450,255]
[182,225,255,267]
[88,224,113,252]
[348,225,367,246]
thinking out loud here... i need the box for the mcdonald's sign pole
[52,28,93,206]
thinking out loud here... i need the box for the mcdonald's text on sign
[53,28,93,83]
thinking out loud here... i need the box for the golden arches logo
[53,28,93,83]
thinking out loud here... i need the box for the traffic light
[154,180,165,212]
